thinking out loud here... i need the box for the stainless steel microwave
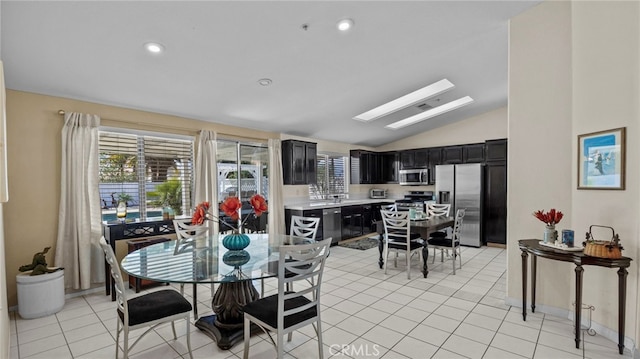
[399,169,430,186]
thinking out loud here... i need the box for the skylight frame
[385,96,474,130]
[352,79,455,122]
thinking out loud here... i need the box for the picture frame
[577,127,626,190]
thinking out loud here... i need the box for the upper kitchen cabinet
[463,143,485,163]
[427,147,442,184]
[380,151,399,183]
[485,139,508,162]
[442,145,463,164]
[282,140,317,185]
[399,149,428,169]
[350,150,381,184]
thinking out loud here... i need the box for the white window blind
[99,131,194,222]
[310,154,348,199]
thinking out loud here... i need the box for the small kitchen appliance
[369,188,387,199]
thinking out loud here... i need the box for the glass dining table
[120,233,310,350]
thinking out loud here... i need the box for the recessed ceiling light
[144,42,165,54]
[258,78,272,86]
[337,18,354,31]
[385,96,474,130]
[353,79,455,122]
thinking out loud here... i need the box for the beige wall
[508,0,639,348]
[4,90,278,307]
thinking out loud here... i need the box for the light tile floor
[9,244,634,358]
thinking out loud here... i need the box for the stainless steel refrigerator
[435,163,483,247]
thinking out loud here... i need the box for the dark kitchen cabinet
[350,150,381,184]
[442,146,464,164]
[400,149,428,169]
[285,208,323,240]
[282,140,317,185]
[463,143,485,163]
[485,139,508,162]
[427,147,442,184]
[341,205,364,240]
[380,152,399,183]
[483,161,507,245]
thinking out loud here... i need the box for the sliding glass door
[216,140,269,232]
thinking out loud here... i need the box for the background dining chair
[243,238,332,359]
[426,203,451,237]
[290,215,320,239]
[261,215,321,297]
[99,237,193,359]
[173,219,212,319]
[380,209,424,279]
[427,208,465,274]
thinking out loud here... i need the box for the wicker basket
[583,225,623,259]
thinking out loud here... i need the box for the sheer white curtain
[55,112,103,289]
[194,130,219,232]
[268,139,285,238]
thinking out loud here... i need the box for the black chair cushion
[388,230,421,241]
[388,239,424,251]
[118,289,192,326]
[243,292,316,329]
[427,238,458,247]
[429,231,447,238]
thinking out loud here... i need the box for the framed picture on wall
[577,127,626,190]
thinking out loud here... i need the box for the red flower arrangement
[192,194,268,230]
[532,208,563,227]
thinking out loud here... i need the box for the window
[99,130,194,222]
[310,154,348,199]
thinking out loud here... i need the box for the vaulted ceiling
[1,1,540,147]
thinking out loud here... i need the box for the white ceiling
[1,1,540,147]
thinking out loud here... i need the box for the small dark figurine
[19,247,61,276]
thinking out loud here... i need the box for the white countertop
[285,198,395,211]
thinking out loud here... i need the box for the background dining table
[375,215,455,277]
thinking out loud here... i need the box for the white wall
[507,0,639,349]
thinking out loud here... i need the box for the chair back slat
[173,219,209,254]
[427,203,451,217]
[290,215,320,240]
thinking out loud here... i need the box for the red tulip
[249,194,268,217]
[220,197,242,220]
[532,208,563,226]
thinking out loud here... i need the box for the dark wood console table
[102,219,177,300]
[519,239,631,354]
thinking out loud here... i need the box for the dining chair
[427,203,451,236]
[173,219,212,319]
[380,209,424,279]
[427,208,465,274]
[243,238,332,359]
[290,215,320,239]
[99,237,193,359]
[261,215,321,297]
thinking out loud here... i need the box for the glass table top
[120,233,311,284]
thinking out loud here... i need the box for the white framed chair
[262,215,321,297]
[99,237,193,359]
[427,203,451,218]
[173,219,211,319]
[380,209,424,279]
[243,238,332,359]
[427,209,465,274]
[290,215,320,239]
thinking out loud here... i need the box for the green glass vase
[222,232,250,250]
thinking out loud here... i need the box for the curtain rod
[57,109,270,142]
